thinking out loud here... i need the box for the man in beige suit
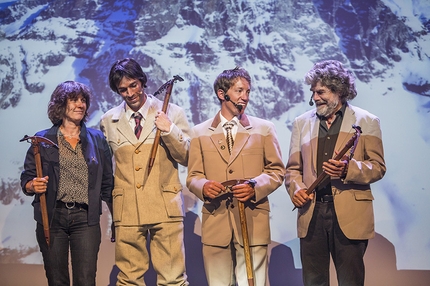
[187,67,285,286]
[100,58,190,285]
[285,60,386,286]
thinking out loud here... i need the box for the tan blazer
[285,103,386,239]
[100,95,191,225]
[187,113,285,247]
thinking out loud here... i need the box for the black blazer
[20,123,113,226]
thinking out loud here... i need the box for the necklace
[60,127,80,139]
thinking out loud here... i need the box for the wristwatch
[247,179,257,188]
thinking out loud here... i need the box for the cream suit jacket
[187,112,285,247]
[285,103,386,240]
[100,95,191,225]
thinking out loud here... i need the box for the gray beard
[316,98,339,118]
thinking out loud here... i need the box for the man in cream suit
[187,67,285,286]
[100,58,190,285]
[285,60,386,286]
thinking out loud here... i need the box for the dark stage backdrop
[1,0,429,285]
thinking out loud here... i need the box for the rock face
[1,0,428,120]
[313,0,416,81]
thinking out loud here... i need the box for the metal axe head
[20,135,58,149]
[153,75,184,97]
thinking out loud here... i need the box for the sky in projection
[0,0,429,271]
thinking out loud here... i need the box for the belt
[56,201,88,210]
[316,195,334,203]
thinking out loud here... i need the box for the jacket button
[230,204,235,208]
[229,169,233,174]
[135,166,141,171]
[136,184,142,189]
[135,149,140,154]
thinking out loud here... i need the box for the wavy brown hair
[47,81,91,125]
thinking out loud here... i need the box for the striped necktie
[224,122,234,154]
[134,113,143,139]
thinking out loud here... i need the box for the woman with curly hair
[20,81,113,286]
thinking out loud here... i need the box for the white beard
[316,98,339,117]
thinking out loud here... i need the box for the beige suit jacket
[285,103,386,239]
[100,95,191,225]
[187,112,285,247]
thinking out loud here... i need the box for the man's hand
[203,181,226,199]
[154,111,172,133]
[232,183,255,202]
[292,188,314,208]
[323,152,349,178]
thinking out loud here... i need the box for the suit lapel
[117,113,139,144]
[229,124,250,163]
[209,112,234,163]
[138,104,157,142]
[208,112,252,165]
[111,103,142,145]
[335,104,357,153]
[308,105,357,175]
[309,112,319,174]
[210,125,231,163]
[113,101,158,146]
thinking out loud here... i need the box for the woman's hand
[27,176,49,194]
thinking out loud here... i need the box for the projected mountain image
[1,0,429,282]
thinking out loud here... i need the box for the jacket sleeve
[343,116,386,185]
[186,130,207,202]
[285,118,307,199]
[99,133,114,203]
[252,121,285,202]
[160,105,191,167]
[20,144,37,196]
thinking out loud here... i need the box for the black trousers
[36,206,101,286]
[300,202,368,286]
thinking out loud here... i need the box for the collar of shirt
[220,114,239,139]
[317,103,346,135]
[125,95,152,129]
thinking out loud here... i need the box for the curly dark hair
[305,60,357,103]
[108,58,148,94]
[213,66,251,102]
[47,81,91,125]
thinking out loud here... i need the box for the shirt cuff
[161,123,174,136]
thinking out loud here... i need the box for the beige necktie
[224,122,234,154]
